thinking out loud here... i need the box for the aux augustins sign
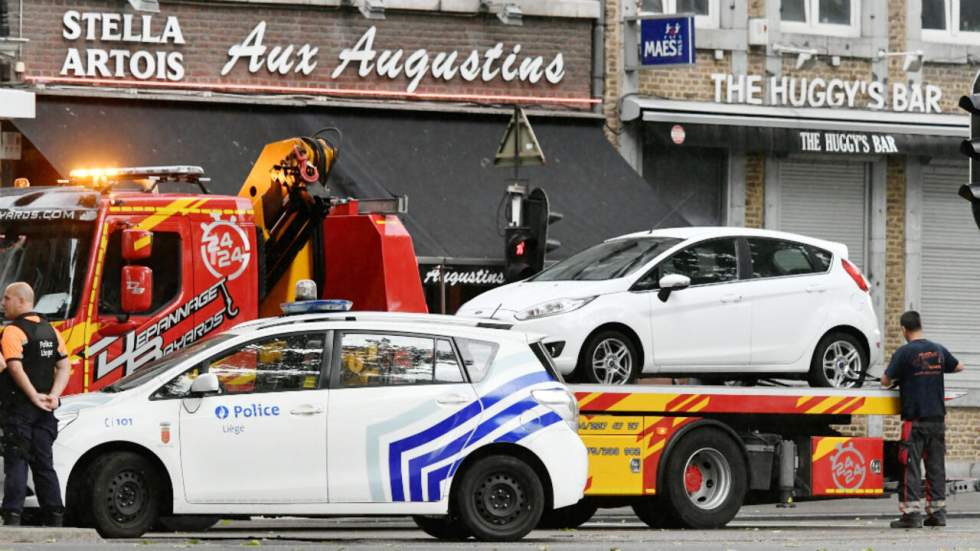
[57,10,566,92]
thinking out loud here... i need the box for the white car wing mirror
[657,274,691,303]
[189,372,220,395]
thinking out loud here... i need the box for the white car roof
[226,311,536,343]
[612,226,847,256]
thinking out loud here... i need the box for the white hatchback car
[457,227,882,387]
[52,311,586,542]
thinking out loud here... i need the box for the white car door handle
[436,394,470,406]
[290,405,324,416]
[720,294,742,303]
[806,285,827,293]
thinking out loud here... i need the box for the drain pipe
[591,0,605,115]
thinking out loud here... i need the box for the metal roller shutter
[921,161,980,390]
[776,160,869,271]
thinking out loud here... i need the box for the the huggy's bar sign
[712,73,944,113]
[56,10,567,92]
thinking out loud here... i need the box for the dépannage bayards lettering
[90,279,239,380]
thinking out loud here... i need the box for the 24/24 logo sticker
[200,214,251,282]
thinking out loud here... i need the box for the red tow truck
[0,135,427,394]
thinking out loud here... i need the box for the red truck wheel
[661,428,747,529]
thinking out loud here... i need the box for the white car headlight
[515,296,597,321]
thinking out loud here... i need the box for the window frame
[780,0,862,38]
[149,329,331,400]
[329,330,470,389]
[633,237,741,290]
[743,237,834,281]
[639,0,720,30]
[921,0,980,45]
[97,224,185,319]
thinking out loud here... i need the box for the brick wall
[603,0,622,144]
[745,153,764,229]
[14,0,593,104]
[884,156,906,359]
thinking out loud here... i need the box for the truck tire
[661,428,746,529]
[155,515,220,532]
[456,455,544,541]
[412,515,471,540]
[88,451,162,538]
[538,498,597,529]
[576,330,640,384]
[808,332,867,389]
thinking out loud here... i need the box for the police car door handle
[289,404,324,416]
[436,394,469,406]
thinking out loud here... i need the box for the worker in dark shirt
[881,311,964,529]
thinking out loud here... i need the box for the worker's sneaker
[890,513,923,529]
[924,513,946,527]
[1,511,21,527]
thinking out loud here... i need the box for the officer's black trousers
[897,418,946,515]
[1,402,63,513]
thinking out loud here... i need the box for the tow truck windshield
[530,237,680,281]
[0,222,94,320]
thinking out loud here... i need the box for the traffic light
[959,75,980,230]
[504,225,535,282]
[503,187,563,282]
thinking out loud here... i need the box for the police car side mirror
[189,373,221,396]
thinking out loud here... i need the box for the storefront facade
[0,0,687,314]
[605,0,980,465]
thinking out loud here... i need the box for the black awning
[14,96,684,260]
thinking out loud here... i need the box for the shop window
[921,0,980,44]
[99,231,181,316]
[780,0,861,37]
[640,0,719,29]
[335,333,465,388]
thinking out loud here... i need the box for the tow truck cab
[0,139,426,395]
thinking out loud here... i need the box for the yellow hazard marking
[576,392,602,411]
[805,397,845,415]
[647,439,665,457]
[824,488,883,495]
[829,396,862,414]
[83,220,112,392]
[812,437,844,463]
[686,397,711,414]
[668,394,700,412]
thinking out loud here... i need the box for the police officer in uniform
[0,282,70,527]
[881,311,965,529]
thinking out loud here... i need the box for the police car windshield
[103,333,236,393]
[529,237,680,281]
[0,222,94,320]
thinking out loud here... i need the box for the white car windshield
[530,237,681,281]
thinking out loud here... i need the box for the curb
[0,527,102,543]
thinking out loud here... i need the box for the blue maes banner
[639,16,695,67]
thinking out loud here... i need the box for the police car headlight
[515,297,597,321]
[531,388,579,433]
[56,410,80,432]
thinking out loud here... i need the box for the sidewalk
[736,490,980,520]
[0,526,101,543]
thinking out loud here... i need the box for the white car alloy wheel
[821,340,863,388]
[591,337,633,385]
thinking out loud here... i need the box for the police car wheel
[155,515,220,532]
[538,498,597,529]
[808,332,868,389]
[89,452,162,538]
[412,515,471,540]
[457,456,544,542]
[662,428,746,529]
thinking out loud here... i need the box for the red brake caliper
[685,464,703,495]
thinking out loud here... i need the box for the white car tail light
[841,258,869,292]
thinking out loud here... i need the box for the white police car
[53,311,586,541]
